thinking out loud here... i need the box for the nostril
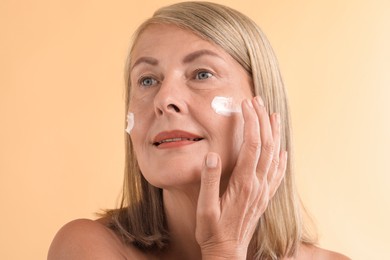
[168,104,180,112]
[157,109,163,115]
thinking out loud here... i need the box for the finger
[269,151,287,198]
[197,152,222,223]
[252,96,274,181]
[267,113,282,184]
[257,178,270,213]
[241,177,270,241]
[230,99,261,184]
[242,175,269,228]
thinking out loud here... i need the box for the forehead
[131,24,229,61]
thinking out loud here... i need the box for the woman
[48,2,349,259]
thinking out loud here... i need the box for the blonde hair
[106,2,316,259]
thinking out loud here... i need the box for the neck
[160,186,202,260]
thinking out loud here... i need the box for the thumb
[197,152,222,222]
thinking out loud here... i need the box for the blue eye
[139,77,157,87]
[195,70,213,80]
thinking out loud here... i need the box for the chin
[141,159,204,190]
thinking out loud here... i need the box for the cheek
[225,115,245,153]
[128,94,155,134]
[129,114,152,151]
[219,117,244,176]
[207,113,245,162]
[200,95,245,154]
[128,110,155,159]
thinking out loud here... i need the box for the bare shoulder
[48,218,150,260]
[295,243,351,260]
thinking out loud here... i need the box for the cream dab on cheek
[211,96,241,116]
[125,112,134,134]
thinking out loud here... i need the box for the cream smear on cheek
[125,112,134,134]
[211,96,241,116]
[126,97,239,132]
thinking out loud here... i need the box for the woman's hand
[195,96,288,259]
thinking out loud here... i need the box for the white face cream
[125,112,134,134]
[211,96,241,116]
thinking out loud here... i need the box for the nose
[153,77,188,116]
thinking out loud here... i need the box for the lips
[152,130,204,147]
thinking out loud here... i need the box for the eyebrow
[182,49,222,64]
[131,49,223,72]
[131,57,159,71]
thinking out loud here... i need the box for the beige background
[1,0,389,259]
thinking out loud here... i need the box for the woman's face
[129,24,253,189]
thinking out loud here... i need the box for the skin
[128,25,253,192]
[128,24,284,258]
[48,24,350,260]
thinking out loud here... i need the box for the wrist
[202,254,244,260]
[201,248,247,260]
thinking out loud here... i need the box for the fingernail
[256,96,264,106]
[276,113,281,124]
[206,153,218,168]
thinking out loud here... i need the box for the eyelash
[136,69,214,88]
[193,69,214,81]
[137,76,158,88]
